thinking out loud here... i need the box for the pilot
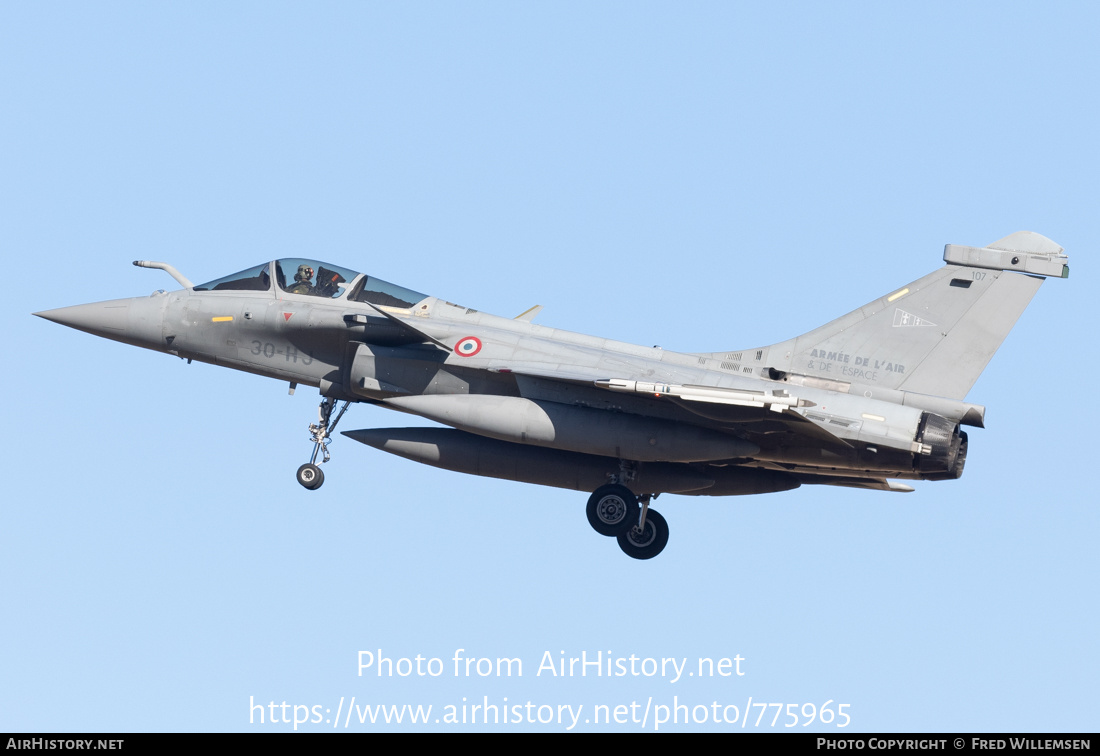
[287,264,315,295]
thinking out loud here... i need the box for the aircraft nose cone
[34,295,169,351]
[34,301,131,337]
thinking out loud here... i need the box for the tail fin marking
[722,232,1067,401]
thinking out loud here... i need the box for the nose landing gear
[296,396,350,490]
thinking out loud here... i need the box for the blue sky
[2,2,1096,732]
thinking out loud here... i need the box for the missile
[594,378,808,413]
[382,394,759,463]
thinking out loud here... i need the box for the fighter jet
[35,231,1068,559]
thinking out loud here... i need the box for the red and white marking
[454,336,483,357]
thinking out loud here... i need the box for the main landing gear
[586,483,669,560]
[296,396,350,490]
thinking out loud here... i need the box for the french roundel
[455,336,483,357]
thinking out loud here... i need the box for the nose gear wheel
[296,463,324,490]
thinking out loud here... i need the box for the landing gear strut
[586,483,669,559]
[296,396,350,490]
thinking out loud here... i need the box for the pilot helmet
[296,264,314,282]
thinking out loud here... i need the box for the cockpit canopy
[274,259,357,298]
[192,259,428,308]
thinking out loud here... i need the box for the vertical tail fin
[720,232,1068,400]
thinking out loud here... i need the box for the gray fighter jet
[35,231,1068,559]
